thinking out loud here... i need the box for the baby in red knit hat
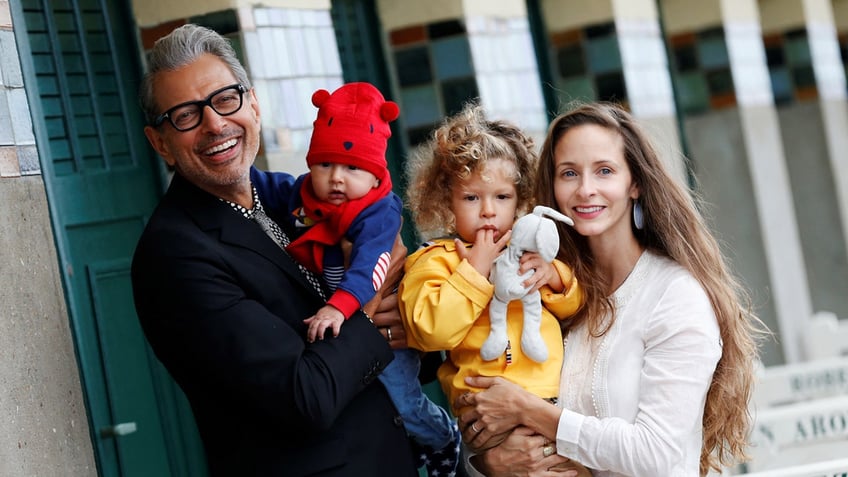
[286,82,460,477]
[287,82,402,340]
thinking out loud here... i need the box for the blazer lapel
[169,173,327,301]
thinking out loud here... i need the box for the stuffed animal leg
[519,290,547,362]
[480,292,510,361]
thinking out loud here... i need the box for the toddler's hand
[455,229,511,278]
[519,252,563,293]
[304,305,345,342]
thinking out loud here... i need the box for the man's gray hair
[139,24,252,125]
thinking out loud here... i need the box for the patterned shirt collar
[220,185,262,219]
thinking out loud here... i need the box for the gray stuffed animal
[481,205,574,363]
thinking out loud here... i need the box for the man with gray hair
[131,24,417,476]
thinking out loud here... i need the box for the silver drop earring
[633,200,644,230]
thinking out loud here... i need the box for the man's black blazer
[131,168,416,476]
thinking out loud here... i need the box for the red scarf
[286,173,392,273]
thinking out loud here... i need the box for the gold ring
[542,444,555,458]
[471,422,481,433]
[386,327,392,341]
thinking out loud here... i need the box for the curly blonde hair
[406,103,538,240]
[535,102,767,475]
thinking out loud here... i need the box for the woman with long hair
[459,102,765,476]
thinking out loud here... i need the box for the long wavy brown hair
[535,102,767,475]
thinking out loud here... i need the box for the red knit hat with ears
[306,82,400,181]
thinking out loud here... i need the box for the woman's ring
[471,422,481,433]
[386,327,393,341]
[542,444,555,458]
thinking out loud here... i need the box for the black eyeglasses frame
[152,83,248,132]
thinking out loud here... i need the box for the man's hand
[358,230,408,349]
[371,292,407,348]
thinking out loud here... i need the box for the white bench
[803,312,848,360]
[745,395,848,473]
[741,457,848,476]
[751,356,848,409]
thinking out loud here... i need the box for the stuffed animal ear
[533,205,574,226]
[535,219,560,262]
[311,89,331,108]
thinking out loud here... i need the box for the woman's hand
[459,376,563,454]
[471,427,591,477]
[458,376,531,444]
[458,376,530,451]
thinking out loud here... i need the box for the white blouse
[555,250,722,476]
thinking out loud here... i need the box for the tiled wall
[389,19,480,146]
[807,20,847,101]
[387,15,546,147]
[617,19,675,119]
[0,0,39,178]
[669,27,736,114]
[765,29,818,105]
[548,21,628,107]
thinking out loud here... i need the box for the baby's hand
[455,229,511,278]
[518,252,563,293]
[303,305,345,342]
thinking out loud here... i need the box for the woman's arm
[457,378,592,476]
[459,376,561,449]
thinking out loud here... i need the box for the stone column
[803,0,848,259]
[613,0,687,185]
[721,0,812,362]
[465,1,548,143]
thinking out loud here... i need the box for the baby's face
[309,162,379,205]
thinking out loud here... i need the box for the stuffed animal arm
[480,205,574,363]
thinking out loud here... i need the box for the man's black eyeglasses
[153,83,248,132]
